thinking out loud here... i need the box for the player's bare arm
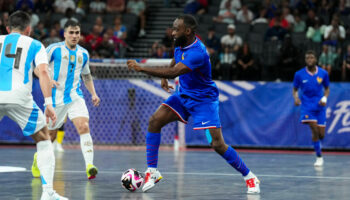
[293,87,301,106]
[161,58,176,92]
[82,73,100,107]
[127,59,191,79]
[37,63,57,125]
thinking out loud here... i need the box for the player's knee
[76,122,89,134]
[211,140,225,153]
[148,115,161,129]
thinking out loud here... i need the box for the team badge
[70,55,75,62]
[181,53,184,60]
[305,115,309,119]
[78,56,82,64]
[317,76,323,84]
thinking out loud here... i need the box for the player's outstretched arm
[127,60,191,79]
[293,87,301,106]
[82,73,100,107]
[37,63,57,125]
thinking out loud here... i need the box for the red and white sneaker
[244,172,260,194]
[142,168,163,192]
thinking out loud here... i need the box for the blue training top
[293,66,329,110]
[174,38,219,102]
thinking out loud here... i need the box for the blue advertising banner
[1,80,350,149]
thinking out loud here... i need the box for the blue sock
[313,141,322,157]
[221,146,250,176]
[146,132,161,168]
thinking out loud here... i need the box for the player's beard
[174,34,187,47]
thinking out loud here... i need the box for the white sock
[244,171,255,180]
[36,140,55,193]
[80,133,94,168]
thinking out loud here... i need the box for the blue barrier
[1,80,350,149]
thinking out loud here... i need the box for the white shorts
[49,98,89,130]
[0,103,46,136]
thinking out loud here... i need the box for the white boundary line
[16,170,350,180]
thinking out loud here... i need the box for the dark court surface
[1,147,350,200]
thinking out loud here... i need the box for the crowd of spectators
[0,0,146,59]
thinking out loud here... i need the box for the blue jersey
[293,66,329,111]
[174,38,219,102]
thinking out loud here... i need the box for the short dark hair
[64,20,81,30]
[305,50,317,57]
[8,11,31,31]
[177,14,198,34]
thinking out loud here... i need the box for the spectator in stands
[113,15,127,41]
[205,27,220,79]
[342,44,350,81]
[305,9,318,27]
[339,0,350,15]
[319,0,336,16]
[107,0,125,13]
[60,8,78,28]
[277,35,299,81]
[263,0,277,19]
[236,43,256,80]
[269,10,290,29]
[319,44,338,76]
[161,27,174,56]
[106,27,127,58]
[0,0,15,12]
[53,0,76,14]
[251,8,268,25]
[213,0,241,24]
[95,16,106,36]
[282,6,295,25]
[43,28,61,47]
[292,13,306,33]
[78,34,92,52]
[85,25,103,51]
[220,24,242,80]
[150,42,169,58]
[265,18,288,41]
[236,4,254,24]
[295,0,315,15]
[34,0,53,14]
[15,0,34,11]
[96,33,115,58]
[89,0,107,14]
[0,12,9,34]
[33,21,48,40]
[127,0,147,37]
[306,18,326,43]
[184,0,207,15]
[324,17,346,48]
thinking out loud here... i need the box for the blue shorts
[300,108,326,126]
[162,93,221,130]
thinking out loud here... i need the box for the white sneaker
[142,168,163,192]
[53,140,64,152]
[138,29,146,37]
[314,157,324,167]
[41,190,68,200]
[244,172,260,194]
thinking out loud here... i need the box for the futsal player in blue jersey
[293,50,330,167]
[127,14,260,194]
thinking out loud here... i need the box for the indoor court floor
[1,147,350,200]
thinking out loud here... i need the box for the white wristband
[44,97,53,106]
[321,96,327,104]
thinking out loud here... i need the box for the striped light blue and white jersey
[0,33,48,108]
[46,42,90,107]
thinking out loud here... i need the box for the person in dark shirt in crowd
[236,43,256,80]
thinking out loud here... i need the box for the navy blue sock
[221,146,250,176]
[313,141,322,157]
[146,132,161,168]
